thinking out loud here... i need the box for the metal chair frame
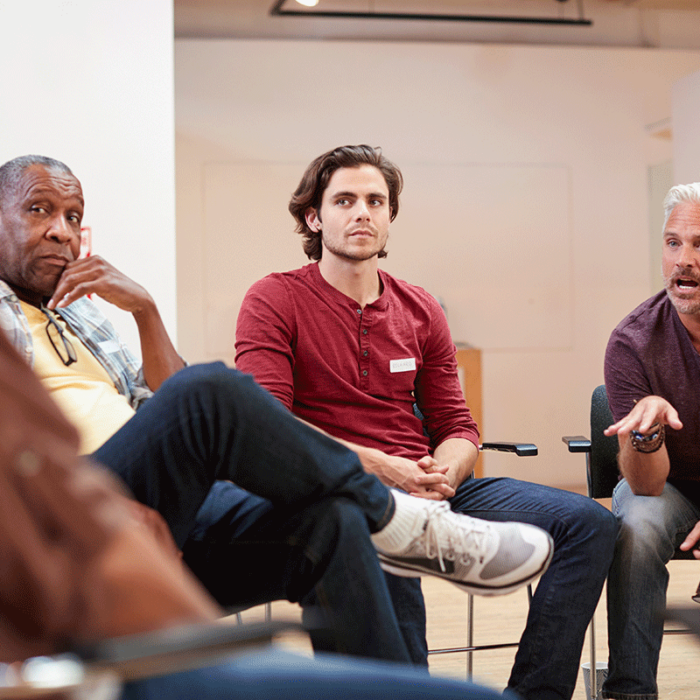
[427,441,538,680]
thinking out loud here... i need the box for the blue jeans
[121,648,520,700]
[92,363,411,663]
[603,479,700,700]
[382,573,428,664]
[388,476,619,700]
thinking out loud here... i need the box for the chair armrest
[480,442,538,457]
[0,621,305,697]
[562,435,591,453]
[77,620,304,682]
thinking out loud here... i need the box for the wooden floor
[237,558,700,699]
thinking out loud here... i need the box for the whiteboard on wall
[202,160,572,359]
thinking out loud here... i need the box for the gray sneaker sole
[377,539,554,597]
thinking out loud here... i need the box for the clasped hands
[383,454,455,501]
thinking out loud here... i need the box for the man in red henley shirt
[235,145,618,700]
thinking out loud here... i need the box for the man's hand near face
[46,256,184,391]
[47,256,153,315]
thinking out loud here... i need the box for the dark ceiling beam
[270,0,593,25]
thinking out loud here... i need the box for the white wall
[673,68,700,185]
[0,0,176,355]
[175,39,700,488]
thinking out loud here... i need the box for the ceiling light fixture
[272,0,592,25]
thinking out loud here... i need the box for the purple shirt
[605,290,700,486]
[235,263,478,461]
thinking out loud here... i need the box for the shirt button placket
[359,308,370,389]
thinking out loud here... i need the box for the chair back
[588,385,621,499]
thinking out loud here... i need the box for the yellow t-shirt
[21,301,136,455]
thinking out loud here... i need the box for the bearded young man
[235,144,619,700]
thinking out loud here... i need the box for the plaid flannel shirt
[0,280,152,410]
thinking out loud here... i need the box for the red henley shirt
[235,263,478,462]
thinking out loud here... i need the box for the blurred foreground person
[0,325,519,700]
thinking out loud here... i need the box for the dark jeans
[389,477,619,700]
[92,362,410,663]
[121,648,521,700]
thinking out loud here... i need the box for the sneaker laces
[421,502,493,572]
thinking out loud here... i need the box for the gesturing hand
[603,395,683,439]
[47,256,153,314]
[679,520,700,559]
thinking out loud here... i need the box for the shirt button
[363,350,368,356]
[362,370,368,376]
[356,309,362,315]
[362,329,368,335]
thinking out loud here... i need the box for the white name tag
[390,357,416,373]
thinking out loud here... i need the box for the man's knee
[537,490,619,549]
[164,361,236,390]
[554,495,619,568]
[613,497,682,567]
[588,499,620,542]
[160,362,258,406]
[297,498,374,565]
[314,498,369,538]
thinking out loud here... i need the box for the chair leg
[236,602,272,624]
[467,593,474,680]
[589,615,598,700]
[464,584,533,681]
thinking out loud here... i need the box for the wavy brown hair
[289,145,403,261]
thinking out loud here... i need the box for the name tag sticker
[390,358,416,373]
[98,340,121,354]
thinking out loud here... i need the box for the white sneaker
[375,500,554,596]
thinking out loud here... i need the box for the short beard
[321,235,387,262]
[664,275,700,316]
[666,290,700,315]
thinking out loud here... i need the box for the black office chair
[562,384,695,699]
[562,384,696,547]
